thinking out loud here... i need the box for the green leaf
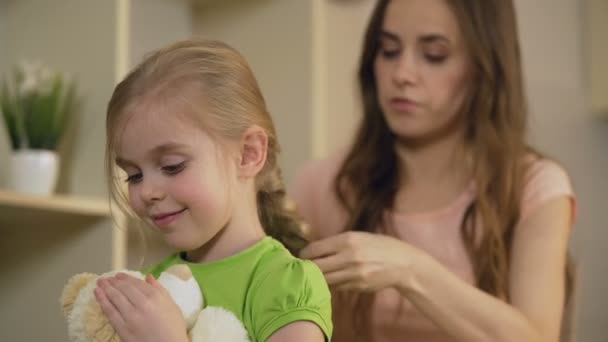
[1,83,25,149]
[26,75,62,149]
[1,64,79,151]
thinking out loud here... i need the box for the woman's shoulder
[292,148,348,190]
[290,148,350,238]
[520,155,575,222]
[524,155,571,181]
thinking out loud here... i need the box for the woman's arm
[399,196,571,342]
[301,196,572,342]
[266,321,325,342]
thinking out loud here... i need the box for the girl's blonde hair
[105,38,308,255]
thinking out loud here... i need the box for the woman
[292,0,575,341]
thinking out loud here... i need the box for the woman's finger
[335,282,370,292]
[323,268,357,287]
[313,253,351,273]
[300,233,353,259]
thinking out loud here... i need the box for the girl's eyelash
[125,173,142,184]
[162,161,186,174]
[123,162,186,184]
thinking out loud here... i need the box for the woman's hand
[95,273,189,342]
[300,231,423,292]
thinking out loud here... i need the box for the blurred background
[0,0,606,341]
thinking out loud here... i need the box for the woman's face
[374,0,473,144]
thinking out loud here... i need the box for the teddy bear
[60,264,250,342]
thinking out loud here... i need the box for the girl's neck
[187,223,265,264]
[187,188,266,263]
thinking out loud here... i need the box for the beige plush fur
[60,266,250,342]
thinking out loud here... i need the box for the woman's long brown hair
[333,0,574,340]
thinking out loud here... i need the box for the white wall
[1,0,117,198]
[129,0,192,68]
[194,0,313,185]
[0,3,7,186]
[321,0,376,154]
[515,1,608,341]
[0,2,117,340]
[586,0,608,114]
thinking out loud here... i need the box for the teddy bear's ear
[60,272,97,318]
[165,264,193,280]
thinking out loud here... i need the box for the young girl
[293,0,575,341]
[94,39,332,342]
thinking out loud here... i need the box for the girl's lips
[152,208,187,226]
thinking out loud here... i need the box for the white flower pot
[8,149,60,195]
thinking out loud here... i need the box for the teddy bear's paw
[159,265,202,329]
[61,272,97,318]
[190,307,250,342]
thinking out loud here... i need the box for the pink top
[291,151,575,342]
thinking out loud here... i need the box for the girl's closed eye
[162,161,187,175]
[125,172,143,184]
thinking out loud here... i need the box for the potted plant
[1,62,79,195]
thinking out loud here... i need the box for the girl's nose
[139,177,166,203]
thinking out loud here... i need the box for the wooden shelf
[0,190,110,227]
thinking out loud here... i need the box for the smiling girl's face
[114,97,235,252]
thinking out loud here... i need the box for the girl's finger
[100,277,135,314]
[112,274,151,305]
[95,286,128,332]
[144,274,170,296]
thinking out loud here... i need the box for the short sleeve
[520,159,576,224]
[249,259,333,341]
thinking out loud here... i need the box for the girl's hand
[300,231,423,292]
[95,273,189,342]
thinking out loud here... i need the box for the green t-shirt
[146,237,333,341]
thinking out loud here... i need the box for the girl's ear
[237,125,268,179]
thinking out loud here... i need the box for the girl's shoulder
[250,238,330,297]
[245,239,333,341]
